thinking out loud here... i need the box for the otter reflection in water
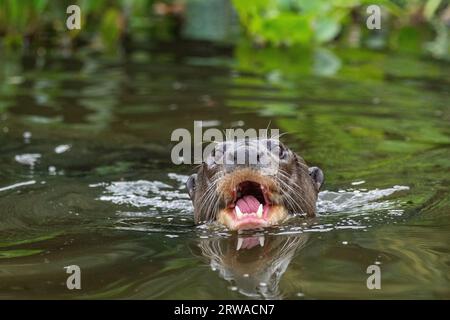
[196,232,309,299]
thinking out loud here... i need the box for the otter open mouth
[224,181,278,230]
[214,168,289,230]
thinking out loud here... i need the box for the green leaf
[424,0,442,20]
[315,18,341,43]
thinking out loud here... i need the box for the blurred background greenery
[0,0,448,59]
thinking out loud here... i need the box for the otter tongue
[236,195,261,213]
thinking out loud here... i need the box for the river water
[0,41,448,299]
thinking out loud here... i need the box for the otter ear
[186,174,197,200]
[309,167,324,190]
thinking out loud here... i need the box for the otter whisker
[202,172,225,221]
[200,184,221,221]
[274,174,308,215]
[277,170,313,206]
[197,172,223,222]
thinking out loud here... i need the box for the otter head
[186,138,323,230]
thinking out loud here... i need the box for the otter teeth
[235,204,263,219]
[259,236,265,247]
[256,204,263,218]
[235,205,243,219]
[237,237,243,250]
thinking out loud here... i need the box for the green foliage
[232,0,449,59]
[0,0,158,49]
[231,0,346,45]
[0,0,48,32]
[0,0,448,59]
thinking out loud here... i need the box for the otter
[186,138,324,230]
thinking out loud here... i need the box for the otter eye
[271,143,287,160]
[215,146,223,158]
[211,144,224,165]
[279,147,287,160]
[264,139,271,150]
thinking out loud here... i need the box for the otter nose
[223,144,270,169]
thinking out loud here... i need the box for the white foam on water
[91,175,192,214]
[92,174,409,234]
[14,153,41,166]
[54,144,71,154]
[317,185,409,214]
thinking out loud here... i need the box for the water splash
[91,174,409,235]
[90,174,192,217]
[317,185,410,214]
[54,144,71,154]
[14,153,41,167]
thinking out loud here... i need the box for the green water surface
[0,41,448,299]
